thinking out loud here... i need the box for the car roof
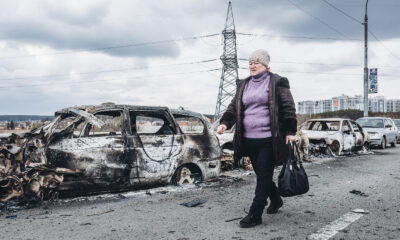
[357,117,389,120]
[56,103,171,115]
[55,103,207,120]
[170,108,205,119]
[307,118,349,121]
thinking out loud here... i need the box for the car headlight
[368,132,380,139]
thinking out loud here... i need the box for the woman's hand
[286,135,296,144]
[217,124,227,134]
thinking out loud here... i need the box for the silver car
[392,119,400,143]
[356,117,397,149]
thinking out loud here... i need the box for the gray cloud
[0,0,399,60]
[0,0,399,115]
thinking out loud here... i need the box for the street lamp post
[363,0,369,117]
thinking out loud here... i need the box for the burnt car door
[173,114,220,162]
[350,120,365,148]
[48,109,130,190]
[127,110,183,186]
[341,120,355,151]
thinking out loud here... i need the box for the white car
[301,118,370,156]
[356,117,397,149]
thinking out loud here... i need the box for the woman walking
[217,49,297,228]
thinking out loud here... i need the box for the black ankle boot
[240,206,263,228]
[266,197,283,214]
[239,213,262,228]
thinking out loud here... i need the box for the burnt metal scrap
[0,109,93,202]
[0,104,221,202]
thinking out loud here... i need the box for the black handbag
[278,142,309,197]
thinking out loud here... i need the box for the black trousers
[243,137,280,215]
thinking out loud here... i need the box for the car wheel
[380,137,386,149]
[391,138,397,147]
[174,166,196,185]
[363,142,370,151]
[329,141,341,156]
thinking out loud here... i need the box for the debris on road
[87,209,114,217]
[225,217,242,222]
[352,209,369,214]
[349,189,369,197]
[180,199,207,207]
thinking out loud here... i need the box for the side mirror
[343,130,351,134]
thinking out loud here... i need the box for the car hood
[362,128,384,133]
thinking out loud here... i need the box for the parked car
[300,118,370,156]
[0,104,221,202]
[356,117,397,149]
[392,119,400,143]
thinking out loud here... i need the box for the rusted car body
[300,118,370,156]
[0,104,221,201]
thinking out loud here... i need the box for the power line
[320,0,363,24]
[237,32,360,41]
[319,0,400,61]
[0,33,220,60]
[286,0,353,40]
[238,67,399,77]
[0,68,221,89]
[238,58,400,68]
[238,58,360,66]
[368,28,400,61]
[0,59,219,82]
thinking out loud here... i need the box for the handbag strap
[287,142,302,164]
[293,142,302,163]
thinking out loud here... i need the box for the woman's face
[249,61,267,76]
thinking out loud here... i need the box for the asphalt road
[1,147,399,240]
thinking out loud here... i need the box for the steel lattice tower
[214,1,238,122]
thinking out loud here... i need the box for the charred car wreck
[0,104,221,202]
[300,118,370,156]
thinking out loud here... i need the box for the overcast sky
[1,0,399,115]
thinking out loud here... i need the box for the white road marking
[306,209,368,240]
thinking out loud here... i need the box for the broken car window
[342,121,351,132]
[174,116,204,134]
[133,112,174,135]
[87,111,123,136]
[55,117,75,131]
[350,122,360,132]
[54,116,85,138]
[309,121,340,131]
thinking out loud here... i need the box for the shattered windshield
[307,121,340,131]
[356,119,384,128]
[174,115,204,134]
[53,115,85,138]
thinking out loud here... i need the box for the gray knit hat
[249,49,270,67]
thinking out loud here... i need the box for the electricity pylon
[214,1,238,122]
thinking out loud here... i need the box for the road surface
[1,147,399,240]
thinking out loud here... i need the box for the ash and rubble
[0,109,99,203]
